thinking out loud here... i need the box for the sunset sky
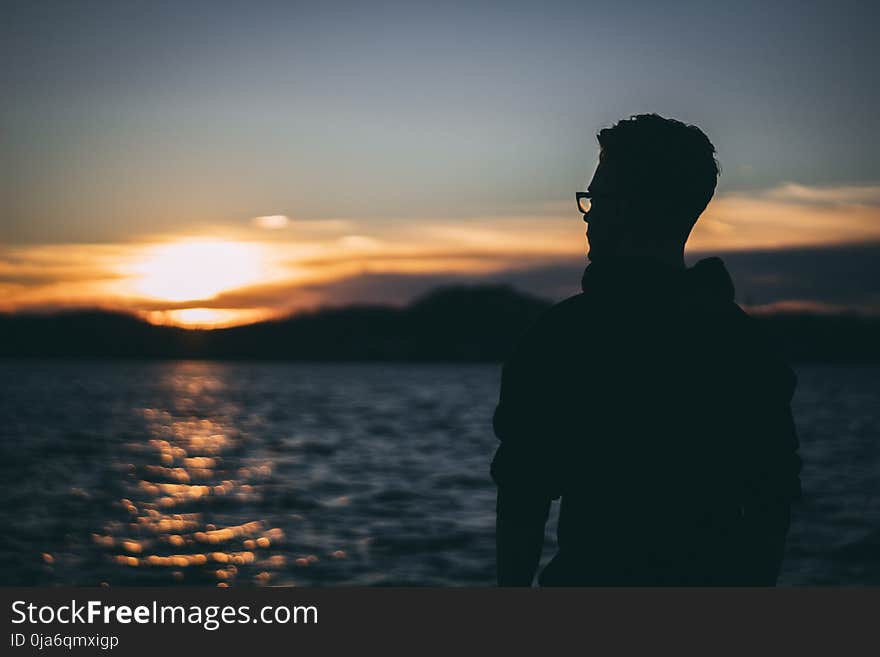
[2,0,879,326]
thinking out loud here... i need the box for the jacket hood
[581,255,736,305]
[684,257,736,304]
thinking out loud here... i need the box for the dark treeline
[1,285,878,362]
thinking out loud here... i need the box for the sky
[2,0,879,326]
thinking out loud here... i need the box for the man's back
[491,257,802,585]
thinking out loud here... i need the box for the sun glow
[4,183,880,329]
[129,240,269,302]
[144,307,275,329]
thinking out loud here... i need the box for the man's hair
[597,113,719,240]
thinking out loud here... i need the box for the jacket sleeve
[738,354,803,585]
[491,326,565,498]
[491,325,562,586]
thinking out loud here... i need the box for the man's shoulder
[527,293,590,333]
[507,294,590,360]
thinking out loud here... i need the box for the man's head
[581,113,719,264]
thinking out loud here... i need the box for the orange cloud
[2,182,879,326]
[690,183,880,251]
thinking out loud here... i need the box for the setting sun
[144,307,275,329]
[129,240,269,302]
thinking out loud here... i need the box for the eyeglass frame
[575,191,598,221]
[576,190,624,221]
[575,191,591,214]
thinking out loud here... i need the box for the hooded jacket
[491,257,802,586]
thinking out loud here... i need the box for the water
[0,361,877,586]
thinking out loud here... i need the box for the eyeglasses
[576,191,593,215]
[576,190,621,220]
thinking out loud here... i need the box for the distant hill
[1,285,878,362]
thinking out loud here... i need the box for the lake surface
[0,361,877,586]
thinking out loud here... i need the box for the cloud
[744,299,880,315]
[251,214,290,229]
[3,182,880,324]
[248,216,355,237]
[763,183,880,206]
[701,241,880,309]
[0,244,132,309]
[124,241,880,319]
[337,235,383,250]
[689,183,880,250]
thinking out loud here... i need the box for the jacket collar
[581,256,735,303]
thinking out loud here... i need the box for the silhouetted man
[491,114,801,586]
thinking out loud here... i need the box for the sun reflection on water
[88,363,329,586]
